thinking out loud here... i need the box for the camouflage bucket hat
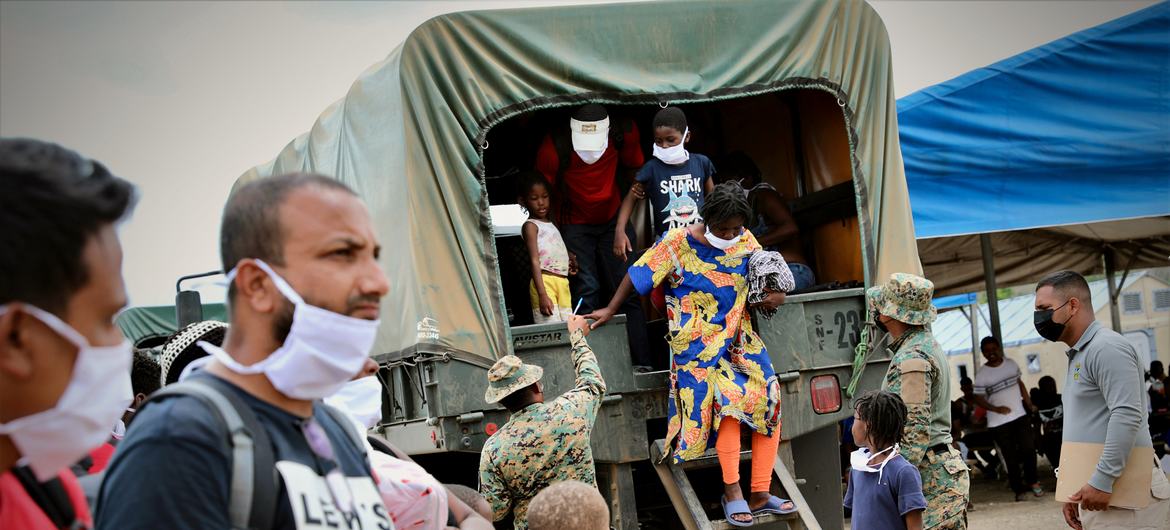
[485,355,544,404]
[866,272,937,325]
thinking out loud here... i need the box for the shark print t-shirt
[636,154,716,239]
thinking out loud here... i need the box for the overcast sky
[0,0,1158,306]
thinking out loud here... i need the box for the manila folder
[1056,441,1154,509]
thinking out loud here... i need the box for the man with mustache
[97,173,393,529]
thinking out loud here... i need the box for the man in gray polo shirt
[1034,270,1170,529]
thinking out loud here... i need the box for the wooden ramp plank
[712,511,801,529]
[651,440,708,530]
[773,453,819,530]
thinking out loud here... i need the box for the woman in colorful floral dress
[587,182,793,526]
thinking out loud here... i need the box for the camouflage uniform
[478,329,606,529]
[870,273,970,530]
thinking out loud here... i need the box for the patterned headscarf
[747,251,795,319]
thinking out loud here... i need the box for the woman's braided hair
[699,180,752,226]
[853,390,908,449]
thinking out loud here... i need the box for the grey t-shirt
[1062,320,1153,493]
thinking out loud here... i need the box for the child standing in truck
[518,171,574,323]
[612,106,716,262]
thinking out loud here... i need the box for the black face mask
[1034,300,1071,342]
[874,314,889,333]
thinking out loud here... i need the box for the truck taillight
[810,374,842,414]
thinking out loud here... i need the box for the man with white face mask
[97,173,393,530]
[0,138,137,530]
[326,373,493,530]
[535,104,651,370]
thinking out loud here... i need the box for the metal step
[634,369,670,389]
[675,446,755,470]
[712,512,801,530]
[649,439,814,530]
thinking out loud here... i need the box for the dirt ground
[847,459,1069,529]
[963,460,1066,530]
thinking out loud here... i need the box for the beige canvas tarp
[920,217,1170,296]
[238,0,920,360]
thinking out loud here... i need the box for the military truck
[238,1,924,528]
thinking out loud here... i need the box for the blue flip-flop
[751,495,798,516]
[721,496,755,527]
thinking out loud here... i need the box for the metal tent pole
[1104,247,1122,332]
[980,234,1003,347]
[969,302,980,378]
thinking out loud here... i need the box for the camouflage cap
[866,272,937,325]
[485,355,544,404]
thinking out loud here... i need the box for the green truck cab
[238,1,925,527]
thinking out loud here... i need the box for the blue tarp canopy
[898,2,1170,294]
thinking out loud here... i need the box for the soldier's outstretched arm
[888,355,933,464]
[566,316,606,400]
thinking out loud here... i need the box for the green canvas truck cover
[117,304,228,346]
[238,0,922,361]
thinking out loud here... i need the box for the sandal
[721,496,754,527]
[751,495,798,516]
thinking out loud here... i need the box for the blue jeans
[561,218,651,366]
[789,262,815,291]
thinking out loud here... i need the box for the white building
[932,270,1170,398]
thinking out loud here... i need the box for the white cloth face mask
[652,127,690,165]
[574,135,608,165]
[0,304,133,481]
[205,259,380,400]
[324,375,384,430]
[705,226,743,250]
[111,417,127,440]
[849,443,899,483]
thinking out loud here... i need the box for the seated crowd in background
[1148,360,1169,457]
[1029,375,1063,468]
[952,376,999,481]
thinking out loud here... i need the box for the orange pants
[715,419,782,492]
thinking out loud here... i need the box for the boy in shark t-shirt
[613,107,715,261]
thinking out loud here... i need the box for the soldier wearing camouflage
[478,328,607,529]
[870,273,971,530]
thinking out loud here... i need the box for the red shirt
[0,469,92,530]
[86,442,116,474]
[535,121,644,225]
